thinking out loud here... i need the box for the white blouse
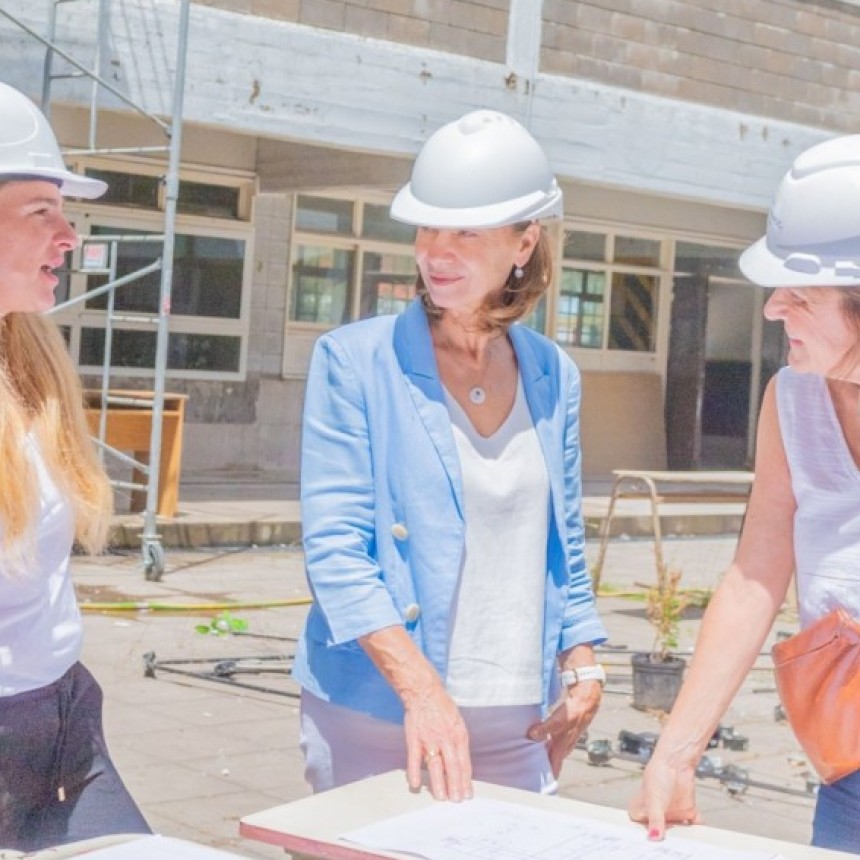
[0,436,81,695]
[443,377,550,706]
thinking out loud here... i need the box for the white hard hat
[0,82,106,199]
[740,134,860,287]
[390,110,563,228]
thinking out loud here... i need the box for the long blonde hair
[0,312,112,563]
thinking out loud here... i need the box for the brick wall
[192,0,508,62]
[542,0,860,133]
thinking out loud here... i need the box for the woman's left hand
[527,680,602,778]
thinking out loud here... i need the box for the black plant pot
[631,652,686,712]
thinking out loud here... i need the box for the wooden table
[591,469,754,591]
[240,770,851,860]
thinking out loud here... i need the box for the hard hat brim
[390,182,563,228]
[55,168,108,200]
[740,235,860,288]
[0,167,107,200]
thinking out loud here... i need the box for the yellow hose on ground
[79,597,312,613]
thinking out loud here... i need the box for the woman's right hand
[628,755,702,840]
[358,625,473,802]
[403,684,473,802]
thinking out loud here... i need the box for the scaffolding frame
[0,0,192,580]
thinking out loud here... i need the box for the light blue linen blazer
[293,298,607,723]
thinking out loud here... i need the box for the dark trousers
[0,662,150,850]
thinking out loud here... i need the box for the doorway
[700,279,762,468]
[666,243,766,470]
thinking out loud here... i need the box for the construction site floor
[73,534,816,858]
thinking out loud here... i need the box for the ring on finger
[425,748,440,762]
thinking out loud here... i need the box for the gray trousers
[0,662,150,850]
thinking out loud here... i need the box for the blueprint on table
[342,797,785,860]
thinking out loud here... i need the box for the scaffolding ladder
[0,0,192,580]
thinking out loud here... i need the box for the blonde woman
[0,82,150,849]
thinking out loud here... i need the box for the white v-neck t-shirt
[0,435,80,695]
[443,377,550,706]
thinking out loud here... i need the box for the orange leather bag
[771,608,860,784]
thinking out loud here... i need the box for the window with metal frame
[288,194,417,327]
[61,199,252,380]
[557,228,663,354]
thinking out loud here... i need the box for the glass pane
[359,252,416,318]
[85,228,245,319]
[562,230,606,262]
[178,181,241,218]
[85,169,160,209]
[674,242,743,280]
[290,244,354,324]
[522,295,547,334]
[555,268,605,348]
[80,328,241,372]
[361,203,416,243]
[295,196,353,235]
[608,272,658,352]
[615,235,661,267]
[85,228,159,312]
[172,235,245,317]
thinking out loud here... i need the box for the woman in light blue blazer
[294,110,607,803]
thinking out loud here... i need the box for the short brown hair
[415,222,554,334]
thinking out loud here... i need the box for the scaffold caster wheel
[143,541,165,581]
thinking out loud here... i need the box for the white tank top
[443,377,549,706]
[776,367,860,628]
[0,435,82,695]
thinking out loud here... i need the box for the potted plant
[631,565,688,712]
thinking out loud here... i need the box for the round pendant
[468,386,486,405]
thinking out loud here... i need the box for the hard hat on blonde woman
[390,110,563,229]
[740,134,860,288]
[0,81,106,199]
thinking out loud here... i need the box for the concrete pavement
[70,533,818,858]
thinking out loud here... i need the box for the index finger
[645,801,667,841]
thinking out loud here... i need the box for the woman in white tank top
[0,84,149,849]
[630,135,860,854]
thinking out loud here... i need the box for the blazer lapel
[394,300,465,520]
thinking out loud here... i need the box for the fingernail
[648,829,661,841]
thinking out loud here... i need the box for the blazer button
[404,603,421,623]
[391,523,409,541]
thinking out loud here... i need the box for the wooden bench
[591,469,754,591]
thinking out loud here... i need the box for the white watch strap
[560,665,606,688]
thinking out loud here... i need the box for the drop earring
[514,266,524,279]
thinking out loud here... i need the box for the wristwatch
[560,665,606,688]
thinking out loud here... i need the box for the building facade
[2,0,858,483]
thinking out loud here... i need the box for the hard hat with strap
[740,134,860,288]
[390,110,562,229]
[0,82,106,199]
